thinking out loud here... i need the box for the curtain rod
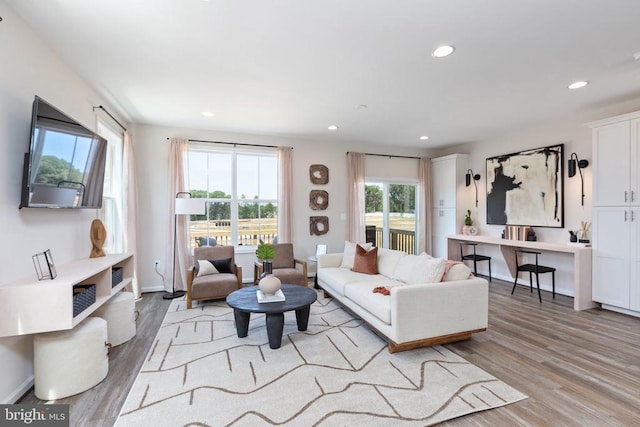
[347,152,421,160]
[166,138,292,150]
[92,105,127,132]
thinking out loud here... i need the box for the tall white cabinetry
[431,154,469,258]
[589,113,640,315]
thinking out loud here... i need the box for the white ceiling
[6,0,640,148]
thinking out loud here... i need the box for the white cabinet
[431,154,470,258]
[592,118,640,206]
[0,253,134,337]
[589,112,640,315]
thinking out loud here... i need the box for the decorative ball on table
[89,219,107,258]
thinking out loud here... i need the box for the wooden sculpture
[90,219,107,258]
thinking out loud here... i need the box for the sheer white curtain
[277,147,293,243]
[123,131,141,298]
[419,157,433,254]
[347,152,366,243]
[166,138,189,292]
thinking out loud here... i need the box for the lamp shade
[568,159,577,178]
[465,172,471,187]
[175,198,206,215]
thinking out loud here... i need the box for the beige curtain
[277,147,293,243]
[166,138,189,292]
[347,152,366,243]
[123,131,141,298]
[419,157,433,254]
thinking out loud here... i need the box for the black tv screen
[20,96,108,209]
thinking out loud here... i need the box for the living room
[1,1,640,425]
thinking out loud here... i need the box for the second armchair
[254,243,308,286]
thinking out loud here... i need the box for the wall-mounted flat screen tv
[20,96,108,209]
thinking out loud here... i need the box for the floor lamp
[164,192,206,300]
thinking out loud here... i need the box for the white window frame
[97,121,124,254]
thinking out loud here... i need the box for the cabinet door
[431,158,456,208]
[432,208,456,258]
[593,121,630,206]
[592,207,630,307]
[630,209,640,311]
[630,119,640,206]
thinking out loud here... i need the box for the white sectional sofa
[317,245,489,353]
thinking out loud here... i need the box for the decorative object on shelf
[579,221,591,243]
[90,219,107,258]
[526,229,537,241]
[32,249,57,280]
[309,190,329,210]
[503,225,535,241]
[255,239,275,280]
[465,170,481,207]
[166,192,206,300]
[72,284,96,317]
[567,152,590,206]
[310,216,329,236]
[462,209,474,234]
[569,230,578,242]
[487,144,564,228]
[309,164,329,184]
[258,274,282,297]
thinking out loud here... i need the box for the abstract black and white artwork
[486,144,564,227]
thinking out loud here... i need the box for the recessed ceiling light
[357,104,368,109]
[202,111,215,117]
[419,136,430,141]
[432,45,455,58]
[327,125,338,130]
[568,81,589,90]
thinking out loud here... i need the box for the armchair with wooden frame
[187,246,242,309]
[253,243,308,286]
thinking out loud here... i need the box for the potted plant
[462,209,473,235]
[255,239,275,277]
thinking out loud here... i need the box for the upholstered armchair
[253,243,308,286]
[187,246,242,309]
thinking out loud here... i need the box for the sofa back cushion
[340,241,373,269]
[352,245,378,274]
[406,256,447,284]
[377,248,406,277]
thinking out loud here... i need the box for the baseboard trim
[4,375,33,404]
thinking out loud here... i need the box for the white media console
[0,253,133,338]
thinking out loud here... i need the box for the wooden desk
[447,235,595,311]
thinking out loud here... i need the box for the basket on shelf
[72,284,96,317]
[112,267,123,288]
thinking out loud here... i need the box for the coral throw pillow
[352,245,378,274]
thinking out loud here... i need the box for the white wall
[133,123,428,291]
[0,2,127,403]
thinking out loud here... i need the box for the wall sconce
[465,169,481,207]
[568,152,589,206]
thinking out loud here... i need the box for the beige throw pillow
[197,260,219,276]
[340,240,373,269]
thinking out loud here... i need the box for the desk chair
[511,249,555,303]
[459,242,492,282]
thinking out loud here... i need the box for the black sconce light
[568,152,589,206]
[465,169,481,207]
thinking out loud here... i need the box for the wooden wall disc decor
[310,216,329,236]
[309,164,329,185]
[90,219,107,258]
[309,190,329,210]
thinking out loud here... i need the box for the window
[365,181,418,254]
[186,144,278,249]
[97,121,124,253]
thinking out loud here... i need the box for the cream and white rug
[116,291,526,426]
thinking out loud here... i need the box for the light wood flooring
[19,280,640,426]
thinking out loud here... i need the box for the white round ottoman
[33,317,109,400]
[92,291,136,347]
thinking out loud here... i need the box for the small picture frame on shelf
[32,249,57,280]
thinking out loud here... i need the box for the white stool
[92,291,136,347]
[33,317,109,400]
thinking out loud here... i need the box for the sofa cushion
[377,248,406,278]
[443,262,472,281]
[407,256,447,285]
[272,268,306,286]
[197,260,219,276]
[392,254,419,283]
[319,267,397,296]
[191,273,238,299]
[340,241,373,269]
[352,245,378,274]
[344,282,392,325]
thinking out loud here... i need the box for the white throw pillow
[197,260,219,276]
[340,241,373,269]
[407,256,447,285]
[392,254,420,283]
[377,248,406,278]
[443,263,472,281]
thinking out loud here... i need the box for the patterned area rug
[116,290,526,426]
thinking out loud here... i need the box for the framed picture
[32,249,57,280]
[315,244,327,258]
[486,144,564,228]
